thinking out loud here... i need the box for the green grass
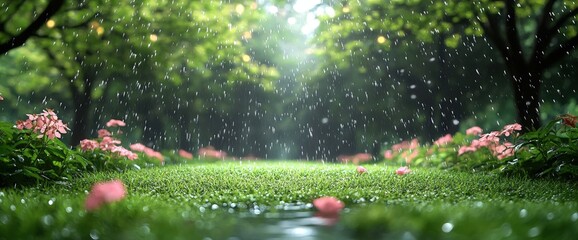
[1,161,577,239]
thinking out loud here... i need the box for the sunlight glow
[242,54,251,62]
[149,34,158,42]
[46,19,55,28]
[377,36,386,44]
[235,4,245,15]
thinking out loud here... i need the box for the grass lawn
[1,161,577,239]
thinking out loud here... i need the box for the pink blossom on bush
[356,166,367,174]
[97,129,112,138]
[99,136,122,151]
[494,142,515,159]
[313,197,344,217]
[129,143,148,152]
[465,126,483,136]
[395,166,411,175]
[15,109,69,139]
[178,149,193,159]
[198,146,227,159]
[500,123,522,137]
[144,148,164,162]
[458,146,477,156]
[383,150,394,159]
[111,146,138,160]
[434,134,453,146]
[80,139,99,151]
[106,119,126,127]
[85,180,127,211]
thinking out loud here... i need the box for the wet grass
[1,161,577,239]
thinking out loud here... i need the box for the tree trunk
[69,74,94,146]
[510,71,542,132]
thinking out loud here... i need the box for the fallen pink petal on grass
[356,166,367,174]
[313,196,344,217]
[85,180,127,211]
[395,166,411,175]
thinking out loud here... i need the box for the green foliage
[0,121,89,188]
[502,116,578,180]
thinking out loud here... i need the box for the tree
[0,0,64,54]
[358,0,578,131]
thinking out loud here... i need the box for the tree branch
[504,0,524,63]
[531,0,558,67]
[477,12,509,60]
[0,0,65,55]
[543,34,578,69]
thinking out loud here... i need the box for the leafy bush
[0,110,89,188]
[501,114,578,180]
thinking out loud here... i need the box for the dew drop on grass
[48,198,55,206]
[501,223,512,237]
[89,230,99,240]
[519,209,528,218]
[9,205,16,211]
[65,207,73,213]
[211,204,219,210]
[199,206,206,213]
[546,212,554,220]
[441,222,453,233]
[142,206,149,212]
[41,215,54,226]
[571,212,578,221]
[528,227,540,237]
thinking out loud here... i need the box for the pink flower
[97,129,112,138]
[80,139,99,151]
[313,197,344,217]
[458,146,477,156]
[434,134,453,146]
[494,142,514,159]
[111,146,138,160]
[395,166,411,175]
[106,119,126,127]
[178,149,193,159]
[85,180,127,211]
[144,148,164,162]
[356,166,367,174]
[129,143,148,152]
[99,136,121,151]
[500,123,522,137]
[198,146,227,159]
[14,109,69,139]
[383,150,394,159]
[466,126,483,136]
[0,95,3,101]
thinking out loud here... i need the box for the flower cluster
[79,119,138,160]
[383,138,420,164]
[198,146,227,159]
[15,109,69,139]
[178,149,193,159]
[337,153,373,164]
[458,124,521,159]
[129,143,164,162]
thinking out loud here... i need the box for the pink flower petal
[85,180,127,211]
[313,196,344,217]
[356,166,367,174]
[395,166,411,175]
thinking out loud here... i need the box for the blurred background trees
[1,0,577,160]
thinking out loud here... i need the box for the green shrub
[0,121,89,188]
[502,115,578,180]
